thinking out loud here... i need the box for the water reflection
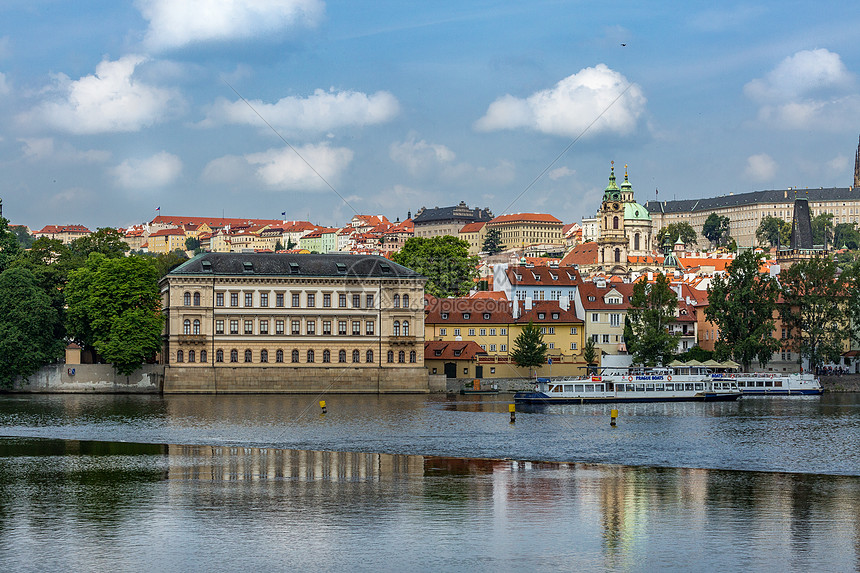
[1,437,859,571]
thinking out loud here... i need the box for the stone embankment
[820,375,860,392]
[13,364,162,393]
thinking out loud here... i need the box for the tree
[834,223,860,250]
[779,256,845,373]
[482,228,504,255]
[10,225,35,249]
[845,260,860,350]
[67,227,129,262]
[286,238,296,250]
[392,236,479,297]
[0,215,22,273]
[702,214,731,247]
[0,267,65,388]
[811,213,834,247]
[66,254,163,375]
[656,222,697,249]
[626,273,681,366]
[509,321,547,378]
[705,251,781,370]
[275,239,284,252]
[185,237,201,251]
[582,336,598,374]
[756,216,791,248]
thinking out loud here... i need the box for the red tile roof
[425,297,512,324]
[459,221,486,233]
[424,341,487,360]
[34,224,91,234]
[516,300,582,324]
[489,213,562,224]
[506,266,582,286]
[560,243,599,266]
[578,282,636,310]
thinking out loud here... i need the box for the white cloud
[205,143,353,191]
[827,154,849,173]
[0,71,9,96]
[744,49,860,130]
[549,166,575,180]
[389,135,516,185]
[475,64,646,137]
[20,138,111,163]
[137,0,325,51]
[204,88,399,133]
[21,55,182,134]
[744,153,777,182]
[112,151,183,189]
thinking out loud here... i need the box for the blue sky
[2,1,860,231]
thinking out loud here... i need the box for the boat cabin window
[563,385,574,392]
[655,384,664,391]
[645,384,655,392]
[551,385,563,393]
[756,381,765,387]
[685,383,694,391]
[665,383,674,391]
[774,380,782,387]
[575,385,584,392]
[585,384,595,392]
[635,384,645,392]
[764,380,773,387]
[626,384,634,392]
[694,383,704,391]
[617,385,625,392]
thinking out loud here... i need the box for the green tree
[286,238,296,250]
[626,273,681,366]
[834,222,860,250]
[702,214,731,247]
[509,320,548,377]
[10,225,35,249]
[582,336,598,374]
[482,228,504,255]
[845,260,860,350]
[0,267,66,388]
[705,251,781,370]
[392,236,479,297]
[66,254,163,374]
[779,256,845,373]
[756,216,791,247]
[68,227,129,263]
[185,236,201,251]
[148,250,189,278]
[811,213,834,247]
[275,239,284,251]
[0,215,23,273]
[656,222,697,249]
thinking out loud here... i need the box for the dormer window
[588,296,596,302]
[550,273,558,280]
[441,313,449,319]
[538,313,545,319]
[483,313,490,320]
[434,350,442,356]
[453,349,462,357]
[552,313,559,320]
[515,274,522,281]
[289,262,300,274]
[680,309,688,315]
[336,263,347,273]
[463,313,470,319]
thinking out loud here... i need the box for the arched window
[183,319,191,335]
[200,350,207,364]
[402,320,409,336]
[402,294,409,308]
[387,350,394,363]
[393,294,400,308]
[292,349,300,363]
[398,350,405,363]
[183,292,191,306]
[244,349,252,362]
[188,350,195,363]
[230,349,238,363]
[193,319,201,335]
[353,350,360,363]
[613,216,619,230]
[176,350,184,363]
[193,292,201,306]
[216,349,224,363]
[276,349,284,363]
[366,350,374,363]
[614,248,621,263]
[634,233,640,251]
[307,349,315,363]
[260,349,268,363]
[409,350,416,363]
[393,321,401,336]
[322,349,331,363]
[338,349,347,363]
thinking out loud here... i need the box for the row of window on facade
[173,348,417,364]
[184,291,412,310]
[191,318,411,336]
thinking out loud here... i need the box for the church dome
[624,202,651,221]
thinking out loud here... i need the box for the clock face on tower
[613,203,620,210]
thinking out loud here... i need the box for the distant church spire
[855,134,860,188]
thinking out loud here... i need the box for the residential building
[147,228,187,254]
[493,263,581,309]
[412,202,493,238]
[159,253,427,393]
[32,224,91,244]
[424,341,488,379]
[574,279,635,357]
[484,213,563,249]
[458,221,487,255]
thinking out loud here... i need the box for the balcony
[177,334,207,344]
[389,335,416,345]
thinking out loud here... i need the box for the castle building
[159,253,428,393]
[596,163,653,274]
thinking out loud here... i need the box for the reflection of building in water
[168,444,424,482]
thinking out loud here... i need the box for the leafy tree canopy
[705,250,781,370]
[68,227,129,262]
[756,216,791,248]
[779,256,845,372]
[0,267,65,388]
[846,259,860,349]
[482,228,504,255]
[834,222,860,250]
[509,320,548,375]
[392,236,479,297]
[702,214,731,247]
[656,222,697,249]
[626,273,681,366]
[0,215,23,273]
[10,225,35,249]
[65,254,163,374]
[582,337,598,373]
[811,213,834,247]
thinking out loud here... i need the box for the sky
[2,1,860,232]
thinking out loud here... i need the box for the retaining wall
[12,364,162,393]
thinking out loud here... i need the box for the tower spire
[854,134,860,188]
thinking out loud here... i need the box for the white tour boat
[514,367,741,404]
[710,372,822,395]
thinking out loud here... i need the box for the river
[0,392,858,571]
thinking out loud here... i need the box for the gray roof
[167,252,425,280]
[412,202,493,224]
[644,187,860,214]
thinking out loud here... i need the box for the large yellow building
[484,213,564,248]
[160,253,428,393]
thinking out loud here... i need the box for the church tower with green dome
[596,162,654,274]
